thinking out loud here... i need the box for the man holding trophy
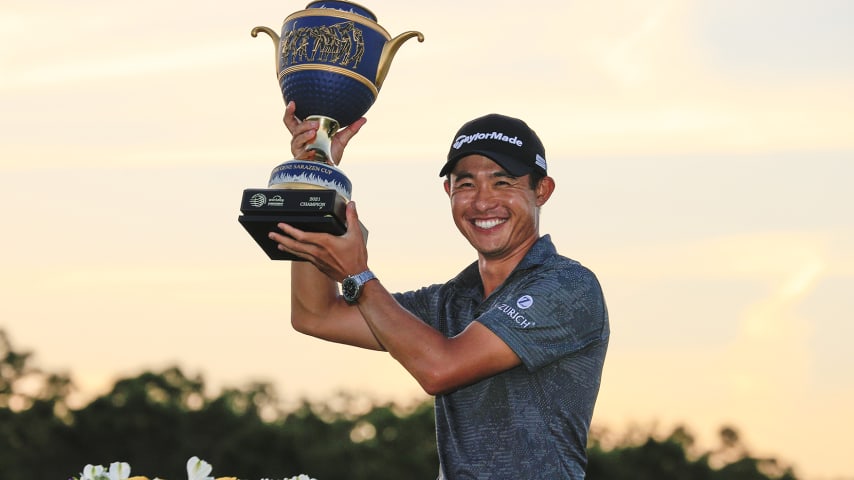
[246,1,609,478]
[269,102,610,479]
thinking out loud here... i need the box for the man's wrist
[341,269,376,304]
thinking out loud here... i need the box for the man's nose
[472,185,498,211]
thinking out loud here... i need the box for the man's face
[444,155,552,261]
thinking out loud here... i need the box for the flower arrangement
[71,456,316,480]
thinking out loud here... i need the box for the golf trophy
[238,0,423,260]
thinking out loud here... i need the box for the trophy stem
[305,115,340,165]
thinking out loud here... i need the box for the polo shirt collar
[451,235,556,293]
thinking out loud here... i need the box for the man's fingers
[336,117,366,147]
[268,229,316,263]
[282,101,301,133]
[269,223,331,254]
[291,127,319,159]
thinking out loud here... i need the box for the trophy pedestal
[238,188,347,261]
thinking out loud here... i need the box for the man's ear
[535,176,556,206]
[443,178,451,197]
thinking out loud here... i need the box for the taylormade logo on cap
[439,113,547,177]
[452,131,524,150]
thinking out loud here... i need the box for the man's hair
[444,171,546,191]
[528,171,545,190]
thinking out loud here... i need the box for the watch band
[351,269,376,285]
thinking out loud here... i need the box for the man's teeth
[475,219,505,229]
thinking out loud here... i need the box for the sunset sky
[2,1,852,478]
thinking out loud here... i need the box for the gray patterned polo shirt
[393,235,609,479]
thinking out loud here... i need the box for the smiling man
[270,104,610,479]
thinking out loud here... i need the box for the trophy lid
[305,1,377,21]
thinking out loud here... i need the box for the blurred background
[1,0,852,478]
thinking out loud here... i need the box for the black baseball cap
[439,113,547,177]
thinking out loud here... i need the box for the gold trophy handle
[251,26,282,73]
[377,31,424,89]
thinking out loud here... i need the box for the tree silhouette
[586,423,797,480]
[0,328,799,479]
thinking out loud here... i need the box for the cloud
[594,229,848,475]
[0,41,257,91]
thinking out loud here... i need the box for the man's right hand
[283,100,367,165]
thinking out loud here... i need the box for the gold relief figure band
[279,20,369,71]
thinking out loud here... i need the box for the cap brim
[439,151,533,177]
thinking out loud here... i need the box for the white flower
[75,457,318,480]
[186,456,214,480]
[108,462,131,480]
[81,464,106,480]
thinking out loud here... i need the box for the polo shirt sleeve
[477,263,609,371]
[392,284,443,328]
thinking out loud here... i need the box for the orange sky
[2,1,853,478]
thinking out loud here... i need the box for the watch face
[342,270,374,303]
[342,277,358,301]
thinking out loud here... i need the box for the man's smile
[473,218,507,230]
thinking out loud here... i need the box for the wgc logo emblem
[249,193,267,207]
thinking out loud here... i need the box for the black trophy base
[238,188,347,261]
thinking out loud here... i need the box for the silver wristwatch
[341,270,376,304]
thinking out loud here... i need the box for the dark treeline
[0,329,798,480]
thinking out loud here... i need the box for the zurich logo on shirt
[516,295,534,309]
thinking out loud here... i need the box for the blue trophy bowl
[281,70,375,130]
[253,1,422,162]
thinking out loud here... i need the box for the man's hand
[283,101,367,165]
[268,201,368,281]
